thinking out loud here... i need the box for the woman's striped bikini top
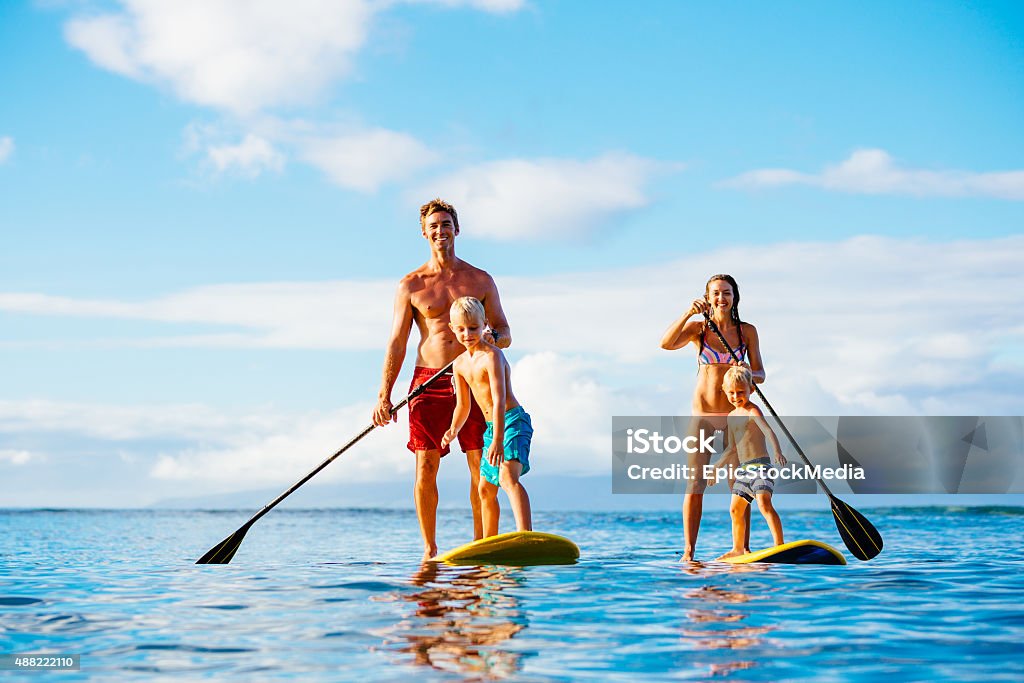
[697,326,746,366]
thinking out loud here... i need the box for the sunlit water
[2,507,1022,680]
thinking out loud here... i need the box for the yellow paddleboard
[433,531,580,566]
[721,539,846,565]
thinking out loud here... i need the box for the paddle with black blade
[704,316,883,561]
[195,362,456,564]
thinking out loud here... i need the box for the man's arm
[480,273,512,349]
[373,281,414,427]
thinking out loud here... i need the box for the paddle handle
[242,361,456,528]
[704,315,837,499]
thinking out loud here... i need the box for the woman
[660,274,765,562]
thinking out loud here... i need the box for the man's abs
[415,325,464,368]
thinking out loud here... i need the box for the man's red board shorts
[407,366,486,456]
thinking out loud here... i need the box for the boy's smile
[724,382,749,408]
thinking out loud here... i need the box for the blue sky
[1,0,1023,506]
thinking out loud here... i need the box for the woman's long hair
[699,274,744,359]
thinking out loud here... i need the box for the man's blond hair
[420,198,459,230]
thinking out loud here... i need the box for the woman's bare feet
[422,545,438,561]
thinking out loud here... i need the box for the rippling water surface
[2,507,1023,680]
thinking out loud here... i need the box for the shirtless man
[372,198,511,561]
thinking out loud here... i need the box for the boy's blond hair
[450,296,486,325]
[723,365,753,389]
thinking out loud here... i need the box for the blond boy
[441,297,533,538]
[713,366,787,560]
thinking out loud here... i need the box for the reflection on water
[676,562,775,677]
[377,563,527,678]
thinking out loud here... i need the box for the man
[373,198,511,560]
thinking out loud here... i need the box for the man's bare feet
[422,546,438,562]
[716,548,750,561]
[680,550,695,563]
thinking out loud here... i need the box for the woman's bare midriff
[691,364,735,414]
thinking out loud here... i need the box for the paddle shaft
[703,315,836,498]
[221,362,454,532]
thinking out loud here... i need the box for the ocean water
[1,506,1023,681]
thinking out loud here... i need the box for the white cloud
[0,399,290,441]
[0,449,35,466]
[0,136,13,164]
[401,0,526,12]
[150,350,659,486]
[206,133,284,176]
[149,400,413,485]
[0,280,394,350]
[182,119,440,191]
[0,397,407,487]
[63,13,141,77]
[64,0,374,115]
[301,128,438,192]
[512,352,658,473]
[516,353,611,460]
[63,0,525,115]
[0,352,643,487]
[416,153,681,240]
[3,233,1024,495]
[60,2,528,187]
[724,148,1024,200]
[2,234,1023,413]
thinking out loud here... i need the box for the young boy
[441,296,533,538]
[712,366,787,560]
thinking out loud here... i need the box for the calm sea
[2,507,1022,681]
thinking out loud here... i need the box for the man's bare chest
[412,281,484,319]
